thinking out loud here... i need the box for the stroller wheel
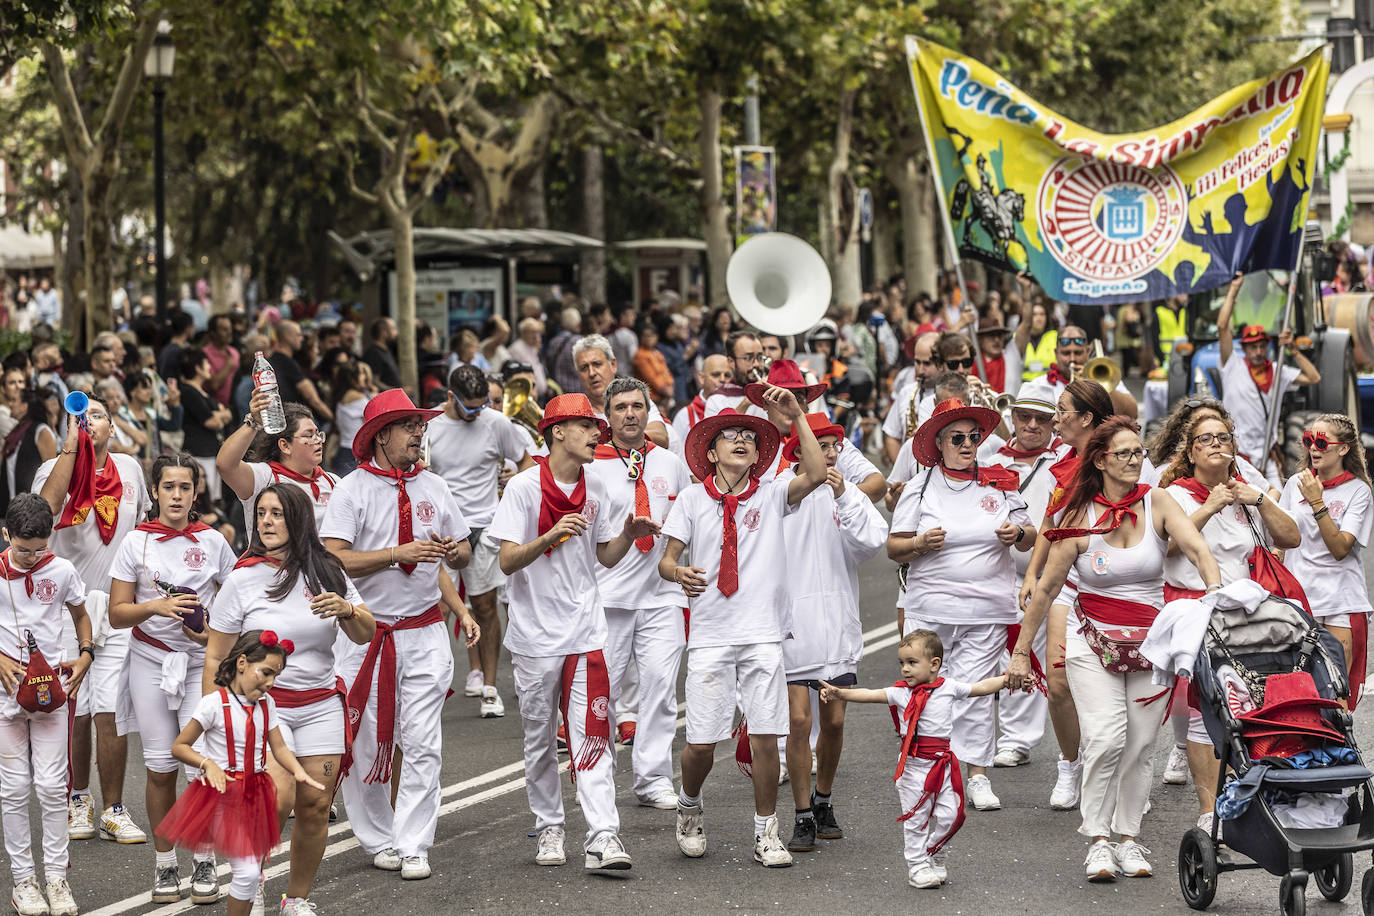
[1361,868,1374,916]
[1280,872,1307,916]
[1178,827,1218,910]
[1314,853,1353,901]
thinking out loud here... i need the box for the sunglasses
[1060,336,1088,347]
[1302,430,1340,451]
[945,431,982,447]
[455,398,490,416]
[716,427,757,444]
[622,448,645,481]
[945,357,975,371]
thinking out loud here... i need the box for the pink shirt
[203,343,240,404]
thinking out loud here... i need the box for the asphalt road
[8,538,1374,915]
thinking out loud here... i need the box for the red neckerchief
[1045,483,1152,541]
[269,461,328,501]
[56,430,124,544]
[136,520,212,542]
[355,461,424,573]
[593,441,657,552]
[702,473,760,597]
[533,456,585,557]
[980,354,1006,392]
[0,551,56,598]
[939,463,1020,491]
[1046,363,1071,387]
[233,554,281,570]
[1249,360,1274,393]
[1170,473,1244,505]
[1045,449,1080,516]
[997,438,1060,462]
[687,396,705,427]
[892,677,943,781]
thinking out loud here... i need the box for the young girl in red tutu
[158,629,324,915]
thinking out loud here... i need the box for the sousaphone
[726,232,832,336]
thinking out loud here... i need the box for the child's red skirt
[156,771,279,860]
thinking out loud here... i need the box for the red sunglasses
[1301,430,1335,451]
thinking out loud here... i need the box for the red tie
[703,475,759,597]
[356,462,422,574]
[632,475,653,553]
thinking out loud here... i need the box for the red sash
[558,650,612,779]
[1076,591,1160,628]
[1163,584,1206,603]
[896,737,967,854]
[271,678,352,772]
[131,626,175,653]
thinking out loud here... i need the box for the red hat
[684,408,780,482]
[537,393,610,444]
[745,359,828,409]
[1236,672,1345,743]
[352,388,442,461]
[1240,324,1270,344]
[912,398,1000,467]
[782,413,845,463]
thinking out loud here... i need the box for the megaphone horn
[726,232,832,337]
[65,390,90,433]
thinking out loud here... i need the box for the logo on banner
[34,579,57,603]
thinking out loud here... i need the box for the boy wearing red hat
[321,389,471,880]
[488,393,661,873]
[658,386,828,868]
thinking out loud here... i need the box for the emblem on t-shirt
[318,491,332,507]
[590,695,609,720]
[1234,506,1248,524]
[34,579,58,604]
[741,507,761,532]
[302,584,316,602]
[415,500,436,524]
[832,506,841,528]
[980,494,999,514]
[584,498,599,524]
[183,546,207,570]
[651,476,669,497]
[1087,550,1111,574]
[1329,500,1346,523]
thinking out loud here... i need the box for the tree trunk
[828,89,861,308]
[59,167,83,341]
[579,145,607,305]
[871,185,897,288]
[698,87,731,311]
[522,164,548,229]
[81,161,114,346]
[888,152,938,299]
[455,93,560,230]
[388,203,418,397]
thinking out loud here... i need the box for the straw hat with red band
[684,408,780,482]
[537,393,610,444]
[1240,324,1270,343]
[782,413,844,464]
[745,359,828,409]
[352,388,442,460]
[912,398,1000,467]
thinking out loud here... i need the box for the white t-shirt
[1163,468,1287,591]
[703,385,768,421]
[211,563,363,691]
[110,526,237,658]
[33,452,150,586]
[587,446,691,610]
[882,386,935,442]
[425,410,530,528]
[1279,474,1374,617]
[319,465,467,622]
[890,468,1030,624]
[985,441,1070,577]
[885,678,973,740]
[238,462,340,532]
[669,404,694,459]
[834,440,881,489]
[191,690,278,772]
[0,554,85,676]
[487,464,616,657]
[1219,355,1301,462]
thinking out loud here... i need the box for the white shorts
[460,535,506,596]
[685,642,787,744]
[275,697,346,758]
[71,633,128,717]
[1316,611,1355,629]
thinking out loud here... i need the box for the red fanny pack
[1076,592,1158,674]
[11,631,66,713]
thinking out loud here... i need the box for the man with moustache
[670,354,732,459]
[703,331,770,421]
[573,334,670,447]
[882,331,941,464]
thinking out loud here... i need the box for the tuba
[1079,341,1121,392]
[726,232,832,337]
[502,377,545,447]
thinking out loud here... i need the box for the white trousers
[605,606,683,801]
[905,619,1005,767]
[1065,640,1168,838]
[0,709,68,881]
[896,759,960,871]
[126,651,204,776]
[512,652,619,849]
[997,611,1048,755]
[336,620,453,858]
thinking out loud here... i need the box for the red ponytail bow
[279,639,295,655]
[260,631,293,654]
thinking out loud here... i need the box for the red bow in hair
[260,630,294,655]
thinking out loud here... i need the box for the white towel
[84,589,112,648]
[159,650,189,709]
[1142,580,1266,686]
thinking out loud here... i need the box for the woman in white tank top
[1011,417,1219,884]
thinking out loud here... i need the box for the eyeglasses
[1184,398,1222,411]
[86,411,109,423]
[1303,431,1338,451]
[1060,336,1088,347]
[735,351,763,364]
[1053,407,1080,418]
[818,440,845,454]
[1193,432,1233,447]
[9,545,49,560]
[944,431,982,447]
[945,357,975,371]
[395,418,426,434]
[716,427,757,444]
[294,431,325,444]
[1109,447,1145,463]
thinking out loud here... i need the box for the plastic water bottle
[252,351,286,434]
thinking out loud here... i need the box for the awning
[614,238,708,252]
[330,228,604,280]
[0,225,55,270]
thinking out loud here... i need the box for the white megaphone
[65,390,89,431]
[726,232,832,336]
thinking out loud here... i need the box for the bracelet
[1012,648,1030,657]
[1313,507,1330,522]
[389,547,396,567]
[1014,526,1026,544]
[60,449,77,455]
[79,645,94,660]
[1254,493,1265,509]
[1205,583,1222,593]
[343,603,356,619]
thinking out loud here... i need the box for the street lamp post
[144,21,175,318]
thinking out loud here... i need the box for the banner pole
[1258,245,1303,475]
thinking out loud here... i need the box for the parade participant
[1041,325,1089,399]
[819,631,1011,889]
[489,393,659,872]
[586,378,690,810]
[572,335,670,446]
[0,494,91,916]
[975,316,1021,395]
[881,332,940,464]
[320,388,470,881]
[1011,418,1219,881]
[701,331,771,421]
[887,398,1034,812]
[35,396,149,845]
[670,354,732,458]
[160,630,326,916]
[1216,274,1321,482]
[217,393,339,528]
[1015,379,1114,809]
[425,365,533,719]
[108,454,238,905]
[205,485,381,915]
[658,387,829,868]
[1015,298,1058,383]
[983,380,1067,768]
[1280,415,1373,686]
[775,413,887,852]
[1161,411,1297,828]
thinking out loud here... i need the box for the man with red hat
[1218,273,1321,482]
[774,413,888,853]
[657,385,829,868]
[321,388,471,881]
[488,392,661,873]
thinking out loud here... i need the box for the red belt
[344,604,443,784]
[132,626,175,653]
[898,736,966,854]
[272,677,353,772]
[1076,591,1159,628]
[1163,584,1206,602]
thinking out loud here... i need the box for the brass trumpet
[1077,341,1121,392]
[968,375,1013,414]
[502,377,545,447]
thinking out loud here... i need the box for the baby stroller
[1178,593,1374,915]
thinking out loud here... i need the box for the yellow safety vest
[1022,329,1058,381]
[1155,304,1188,357]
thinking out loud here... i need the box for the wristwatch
[1255,493,1265,509]
[79,645,95,660]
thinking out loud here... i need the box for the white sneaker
[151,865,181,904]
[249,876,264,916]
[777,760,789,785]
[993,747,1030,768]
[1162,746,1189,785]
[463,669,483,697]
[675,803,707,858]
[752,815,792,868]
[68,794,95,840]
[400,856,430,880]
[966,774,1001,811]
[639,788,680,810]
[535,826,566,866]
[479,686,505,718]
[584,833,632,871]
[1050,756,1082,810]
[280,898,319,915]
[372,848,401,871]
[98,804,147,844]
[1197,811,1215,834]
[930,850,948,884]
[908,864,942,888]
[44,878,76,916]
[1115,840,1152,877]
[1084,839,1120,882]
[11,877,48,916]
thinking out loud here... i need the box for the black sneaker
[814,802,844,839]
[787,817,816,852]
[151,865,181,904]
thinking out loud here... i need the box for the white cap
[1012,379,1056,414]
